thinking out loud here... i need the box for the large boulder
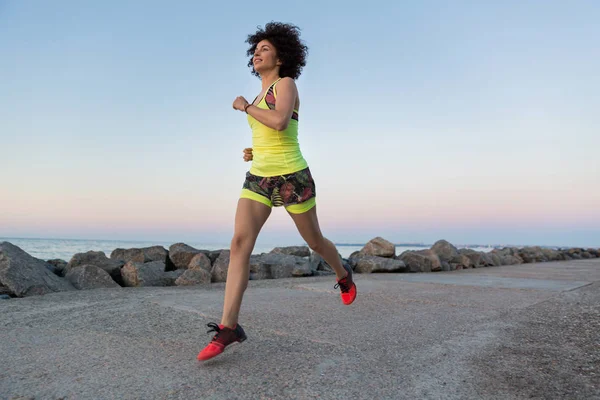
[249,253,313,280]
[488,252,502,266]
[188,253,212,273]
[501,255,523,265]
[65,265,120,290]
[480,252,497,266]
[398,252,432,273]
[211,250,230,282]
[449,255,473,269]
[261,253,312,278]
[415,249,443,272]
[66,251,124,284]
[353,254,407,273]
[430,240,459,262]
[458,249,486,268]
[121,261,169,287]
[308,251,346,273]
[519,247,548,263]
[270,246,311,257]
[249,255,273,280]
[360,237,396,258]
[110,246,168,264]
[175,269,210,286]
[0,242,75,297]
[168,243,202,269]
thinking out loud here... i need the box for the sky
[1,0,599,248]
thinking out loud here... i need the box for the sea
[0,237,494,262]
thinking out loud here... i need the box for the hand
[243,147,253,162]
[233,96,249,112]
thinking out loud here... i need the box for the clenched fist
[243,147,253,162]
[233,96,249,112]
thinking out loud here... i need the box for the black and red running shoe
[334,263,357,305]
[197,322,247,361]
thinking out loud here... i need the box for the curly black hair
[246,22,308,80]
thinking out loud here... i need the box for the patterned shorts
[240,167,316,214]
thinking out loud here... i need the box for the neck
[260,70,281,90]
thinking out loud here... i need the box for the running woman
[198,22,357,362]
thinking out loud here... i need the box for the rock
[249,253,312,280]
[500,255,523,265]
[65,265,120,290]
[586,248,599,257]
[121,261,169,287]
[175,269,211,286]
[270,246,311,257]
[0,294,10,300]
[399,252,433,272]
[480,252,496,266]
[459,249,485,268]
[111,248,146,263]
[249,255,272,280]
[353,254,407,273]
[66,251,124,285]
[211,250,231,282]
[441,261,452,271]
[264,253,312,278]
[450,255,473,269]
[488,252,502,266]
[168,243,202,269]
[415,249,442,271]
[360,237,396,258]
[164,270,185,286]
[188,253,212,273]
[430,240,459,262]
[0,283,12,296]
[581,252,592,259]
[541,248,561,261]
[144,246,169,262]
[0,242,75,297]
[309,251,345,273]
[519,247,548,263]
[46,259,68,276]
[110,246,168,264]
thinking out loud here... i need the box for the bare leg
[287,205,346,280]
[220,199,271,328]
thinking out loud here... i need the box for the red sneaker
[334,263,357,305]
[197,322,247,361]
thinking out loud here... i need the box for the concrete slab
[1,259,599,399]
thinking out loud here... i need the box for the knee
[230,234,254,254]
[307,236,326,254]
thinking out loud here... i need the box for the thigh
[233,198,272,239]
[286,205,323,245]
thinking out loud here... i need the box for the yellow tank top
[247,78,308,177]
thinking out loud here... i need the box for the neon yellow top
[247,78,308,177]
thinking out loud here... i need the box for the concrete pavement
[1,259,599,399]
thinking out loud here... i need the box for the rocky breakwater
[1,239,598,298]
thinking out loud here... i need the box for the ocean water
[0,237,493,262]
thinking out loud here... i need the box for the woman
[197,22,357,362]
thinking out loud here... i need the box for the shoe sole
[198,336,247,362]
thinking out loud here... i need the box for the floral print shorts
[240,167,316,214]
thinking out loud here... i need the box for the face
[253,40,281,74]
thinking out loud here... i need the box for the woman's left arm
[240,78,297,131]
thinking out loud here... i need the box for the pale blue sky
[1,1,599,247]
